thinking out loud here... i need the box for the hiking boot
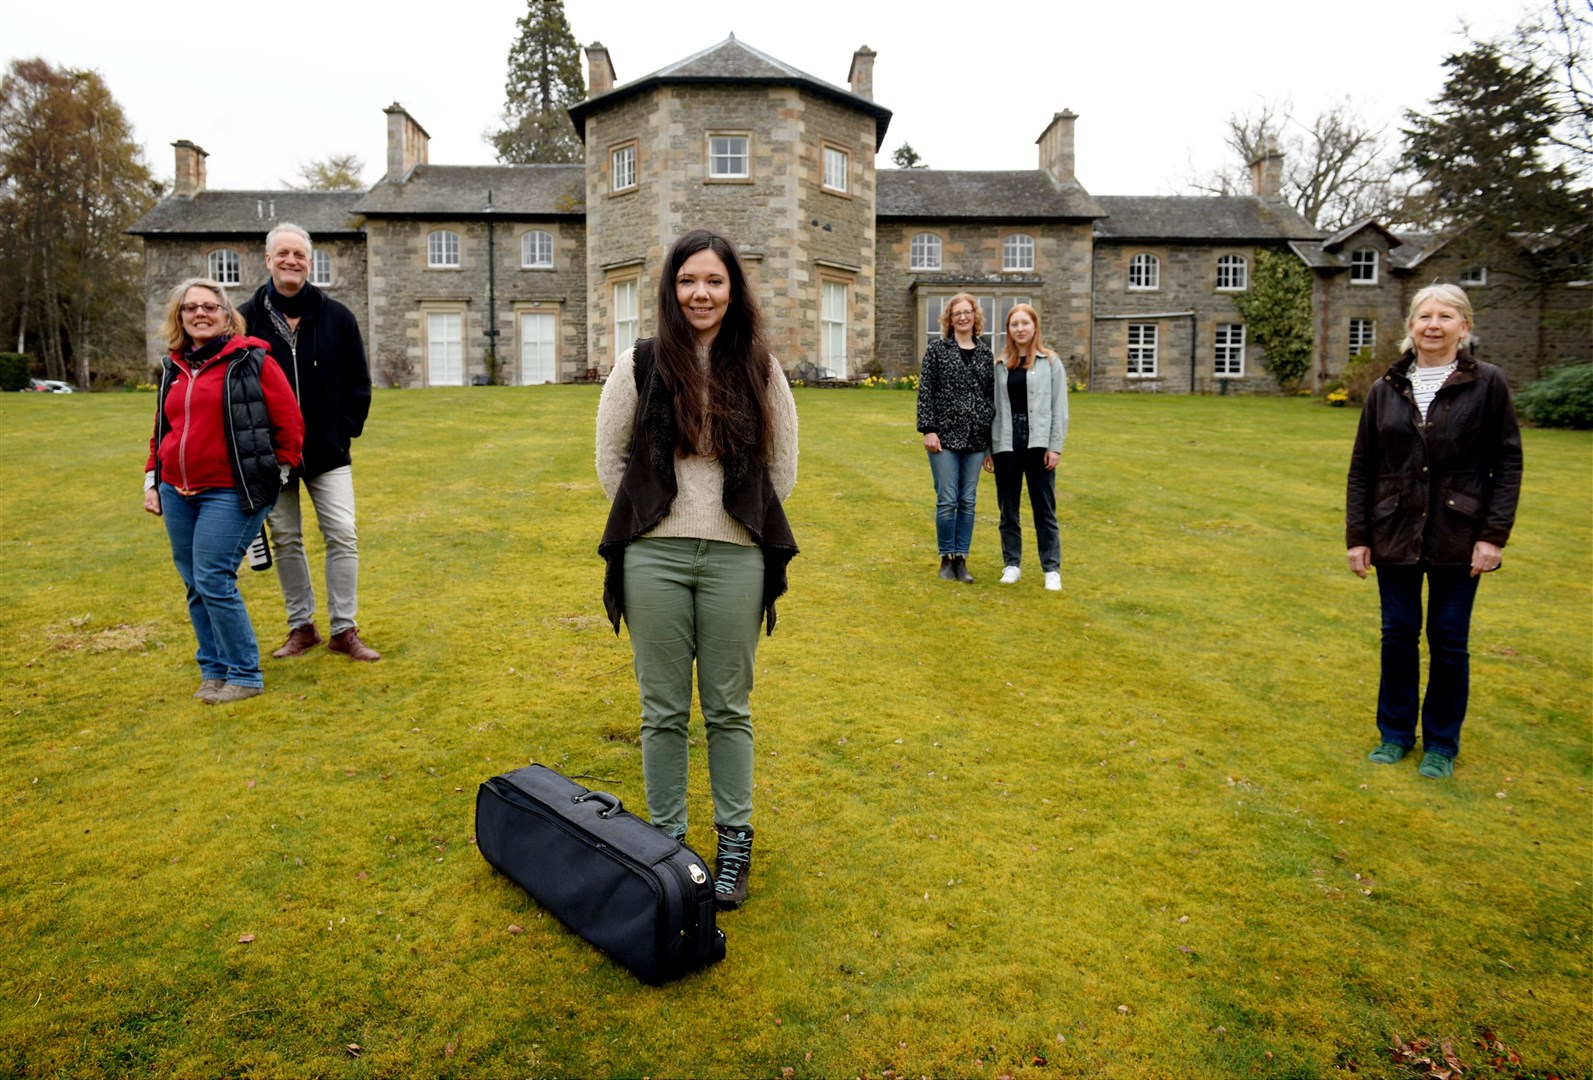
[208,684,263,704]
[1367,742,1409,765]
[193,679,225,700]
[951,555,975,584]
[272,622,322,658]
[999,566,1021,585]
[713,823,754,910]
[1418,751,1455,779]
[938,556,956,581]
[328,627,381,662]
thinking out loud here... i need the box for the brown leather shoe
[328,627,381,662]
[272,622,323,658]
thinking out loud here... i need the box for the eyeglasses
[951,309,975,319]
[180,303,224,315]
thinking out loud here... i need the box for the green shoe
[1418,752,1455,779]
[1367,742,1409,765]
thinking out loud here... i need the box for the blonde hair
[938,292,984,338]
[1399,282,1474,353]
[160,278,245,353]
[1001,303,1049,371]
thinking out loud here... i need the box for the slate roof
[130,191,364,237]
[1290,227,1432,272]
[1092,196,1320,242]
[877,170,1104,220]
[568,35,892,147]
[355,164,585,218]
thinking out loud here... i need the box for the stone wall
[581,84,876,374]
[364,217,585,387]
[1091,242,1279,393]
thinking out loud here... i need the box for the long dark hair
[653,228,775,461]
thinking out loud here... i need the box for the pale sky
[6,0,1528,197]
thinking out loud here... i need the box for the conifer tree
[489,0,585,164]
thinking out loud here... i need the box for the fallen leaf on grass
[781,1069,794,1079]
[446,1041,457,1057]
[507,924,524,934]
[1177,945,1196,954]
[346,1043,361,1057]
[237,933,255,944]
[1116,1004,1130,1014]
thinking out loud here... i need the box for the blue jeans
[1375,563,1481,759]
[928,448,983,556]
[160,485,275,687]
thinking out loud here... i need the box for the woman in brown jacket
[1345,283,1523,779]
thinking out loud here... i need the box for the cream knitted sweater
[596,346,798,546]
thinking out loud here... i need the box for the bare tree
[291,153,365,191]
[1186,97,1402,231]
[1504,0,1591,177]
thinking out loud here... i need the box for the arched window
[1216,254,1247,290]
[521,230,554,268]
[428,230,461,268]
[208,248,240,285]
[1128,253,1160,290]
[910,233,942,271]
[1003,233,1035,271]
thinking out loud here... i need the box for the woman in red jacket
[143,278,303,703]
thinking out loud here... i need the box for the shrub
[1515,362,1593,429]
[1341,350,1382,404]
[0,353,31,392]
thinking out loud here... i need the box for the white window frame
[521,230,554,269]
[922,294,1031,353]
[208,248,240,285]
[309,249,332,286]
[1127,323,1159,377]
[1214,323,1245,377]
[1003,233,1035,272]
[427,230,460,269]
[611,143,637,193]
[612,277,639,357]
[821,279,849,378]
[1128,253,1160,291]
[517,307,559,385]
[1459,266,1487,286]
[707,134,750,180]
[1216,254,1247,291]
[910,233,942,271]
[425,310,465,386]
[1350,247,1378,284]
[822,144,849,194]
[1349,317,1376,359]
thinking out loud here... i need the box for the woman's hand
[143,488,162,516]
[1471,540,1503,577]
[1043,451,1060,471]
[1346,546,1371,578]
[982,455,994,474]
[923,433,942,453]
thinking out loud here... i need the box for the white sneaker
[1044,571,1062,592]
[999,566,1021,584]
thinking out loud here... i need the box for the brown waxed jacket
[1345,348,1523,566]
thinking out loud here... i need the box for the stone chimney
[848,46,877,101]
[586,42,616,98]
[1036,110,1078,183]
[1248,140,1285,200]
[172,140,208,198]
[383,103,430,181]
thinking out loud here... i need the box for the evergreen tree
[1401,41,1583,232]
[489,0,585,164]
[891,142,927,169]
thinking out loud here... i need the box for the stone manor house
[131,36,1589,391]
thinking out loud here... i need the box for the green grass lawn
[1,388,1588,1079]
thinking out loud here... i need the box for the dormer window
[1350,247,1378,284]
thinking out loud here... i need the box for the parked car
[21,379,75,393]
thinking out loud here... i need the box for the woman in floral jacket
[915,292,994,583]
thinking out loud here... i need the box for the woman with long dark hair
[597,228,799,908]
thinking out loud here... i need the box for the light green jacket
[990,351,1069,454]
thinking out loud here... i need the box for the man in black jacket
[240,223,380,662]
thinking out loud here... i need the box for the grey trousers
[622,537,764,837]
[267,466,360,634]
